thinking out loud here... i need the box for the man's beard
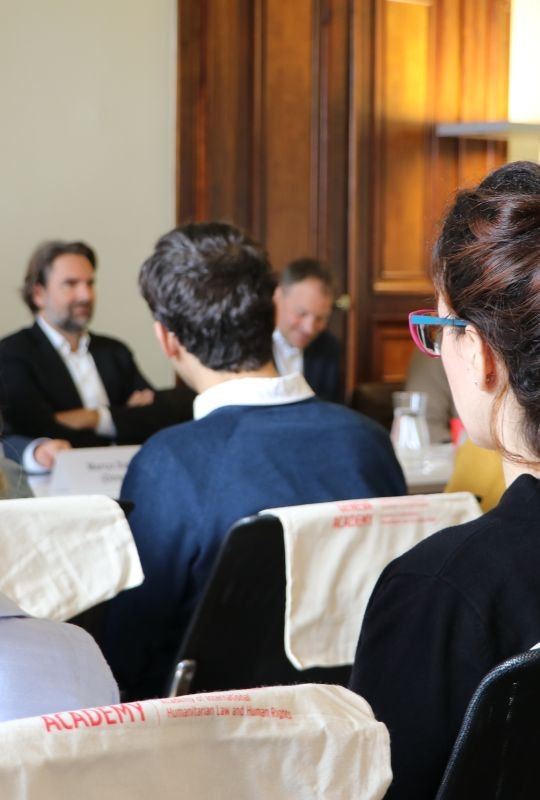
[57,303,93,333]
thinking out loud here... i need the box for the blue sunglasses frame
[409,309,467,358]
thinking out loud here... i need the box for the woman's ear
[470,331,499,392]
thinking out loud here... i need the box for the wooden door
[352,0,510,385]
[176,0,510,395]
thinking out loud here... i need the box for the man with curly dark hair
[101,221,406,700]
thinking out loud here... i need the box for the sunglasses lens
[417,322,442,355]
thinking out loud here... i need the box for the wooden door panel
[259,0,315,266]
[177,0,511,391]
[354,0,510,385]
[372,318,417,383]
[177,0,254,224]
[374,0,434,294]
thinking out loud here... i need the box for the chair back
[0,495,142,621]
[166,514,352,695]
[435,648,540,799]
[168,492,481,696]
[0,684,392,800]
[263,492,481,672]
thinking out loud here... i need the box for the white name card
[47,445,140,498]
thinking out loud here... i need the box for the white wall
[507,0,540,161]
[508,0,540,123]
[0,0,177,386]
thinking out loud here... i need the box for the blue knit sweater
[102,396,406,698]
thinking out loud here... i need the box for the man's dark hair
[22,240,97,313]
[139,221,276,372]
[278,257,335,294]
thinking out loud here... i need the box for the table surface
[29,443,456,499]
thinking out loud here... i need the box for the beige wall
[508,0,540,161]
[0,0,177,386]
[509,0,540,123]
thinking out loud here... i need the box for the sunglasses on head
[408,309,467,358]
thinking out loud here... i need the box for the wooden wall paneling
[347,0,375,392]
[372,0,435,296]
[454,0,508,187]
[475,0,510,174]
[371,317,416,383]
[259,0,315,268]
[177,0,254,227]
[313,1,352,353]
[351,0,510,386]
[258,0,353,381]
[204,0,254,224]
[176,0,511,390]
[459,0,509,120]
[177,0,203,222]
[461,0,490,119]
[355,0,438,386]
[485,0,510,119]
[251,0,266,242]
[177,0,355,387]
[426,0,511,220]
[314,0,349,280]
[430,0,463,225]
[255,0,352,273]
[430,0,507,220]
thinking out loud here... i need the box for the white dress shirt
[272,328,304,377]
[194,372,315,420]
[37,315,115,437]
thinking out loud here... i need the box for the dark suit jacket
[303,330,343,403]
[0,322,194,447]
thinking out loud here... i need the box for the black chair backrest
[165,514,352,695]
[435,648,540,800]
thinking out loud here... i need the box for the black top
[349,474,540,800]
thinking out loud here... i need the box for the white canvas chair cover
[0,684,391,800]
[0,494,143,620]
[262,491,481,669]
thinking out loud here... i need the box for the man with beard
[0,240,189,452]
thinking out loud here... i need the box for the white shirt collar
[37,315,90,356]
[193,372,315,420]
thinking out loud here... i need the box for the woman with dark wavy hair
[350,161,540,799]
